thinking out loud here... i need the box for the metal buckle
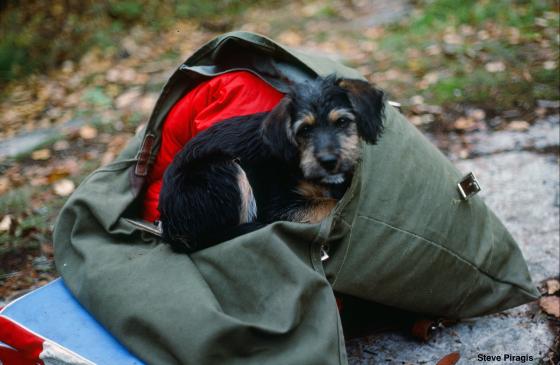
[124,218,163,237]
[458,172,481,200]
[320,245,330,262]
[388,100,402,112]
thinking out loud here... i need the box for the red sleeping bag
[142,71,284,222]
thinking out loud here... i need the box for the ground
[0,0,558,363]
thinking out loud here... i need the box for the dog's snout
[317,153,338,171]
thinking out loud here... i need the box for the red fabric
[0,347,38,365]
[142,71,284,222]
[0,316,44,364]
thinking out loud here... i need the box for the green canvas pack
[53,31,539,365]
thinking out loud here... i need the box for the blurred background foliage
[0,0,260,83]
[0,0,557,115]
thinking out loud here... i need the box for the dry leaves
[31,149,51,161]
[79,125,98,140]
[436,352,461,365]
[453,117,476,131]
[546,279,560,295]
[507,120,530,132]
[539,296,560,318]
[0,215,14,232]
[485,61,506,73]
[539,279,560,318]
[0,177,10,195]
[115,88,143,110]
[53,179,75,197]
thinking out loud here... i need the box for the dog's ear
[337,78,385,144]
[261,96,298,161]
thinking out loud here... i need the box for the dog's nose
[318,154,338,171]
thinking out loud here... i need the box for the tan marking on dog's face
[293,113,316,135]
[236,166,256,224]
[328,108,355,124]
[338,123,361,163]
[299,142,318,178]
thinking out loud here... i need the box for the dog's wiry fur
[159,75,385,253]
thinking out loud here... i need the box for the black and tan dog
[159,75,385,252]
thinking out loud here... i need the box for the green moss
[0,187,33,215]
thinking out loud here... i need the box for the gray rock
[347,304,553,364]
[445,115,559,160]
[0,118,84,159]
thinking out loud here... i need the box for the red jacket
[142,71,284,222]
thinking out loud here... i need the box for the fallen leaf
[477,29,490,40]
[116,89,142,109]
[443,33,463,45]
[31,149,51,160]
[535,17,548,27]
[425,44,441,56]
[410,95,424,105]
[277,30,303,47]
[507,120,530,132]
[0,176,10,195]
[53,179,75,197]
[546,279,560,295]
[0,215,14,232]
[409,116,423,126]
[469,109,486,121]
[543,61,557,70]
[40,242,54,257]
[454,117,475,131]
[79,125,98,140]
[53,140,70,151]
[30,177,49,186]
[485,61,505,73]
[101,152,116,166]
[47,168,71,183]
[138,93,158,114]
[436,352,461,365]
[539,296,560,318]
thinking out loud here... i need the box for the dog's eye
[335,117,350,128]
[297,124,313,136]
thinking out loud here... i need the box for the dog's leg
[160,156,260,252]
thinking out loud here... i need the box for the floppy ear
[338,78,385,144]
[261,96,298,161]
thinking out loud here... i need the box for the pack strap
[135,133,155,176]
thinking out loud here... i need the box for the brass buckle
[458,172,481,200]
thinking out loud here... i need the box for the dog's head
[262,75,385,185]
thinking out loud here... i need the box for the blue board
[1,279,144,365]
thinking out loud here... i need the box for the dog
[159,75,385,253]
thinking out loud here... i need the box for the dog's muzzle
[321,173,345,185]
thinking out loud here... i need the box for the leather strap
[135,134,155,176]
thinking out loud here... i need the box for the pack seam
[357,214,538,298]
